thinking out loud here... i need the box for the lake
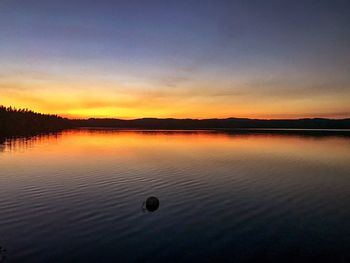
[0,129,349,262]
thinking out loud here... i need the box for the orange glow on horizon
[1,76,349,120]
[2,93,349,120]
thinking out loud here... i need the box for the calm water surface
[0,129,350,262]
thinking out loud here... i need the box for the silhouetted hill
[1,105,350,137]
[76,117,350,129]
[0,106,73,136]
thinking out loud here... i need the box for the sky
[0,0,349,119]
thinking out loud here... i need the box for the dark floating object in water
[143,196,160,212]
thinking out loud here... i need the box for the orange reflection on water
[1,129,350,163]
[1,129,350,193]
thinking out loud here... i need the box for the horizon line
[68,116,350,121]
[2,105,350,121]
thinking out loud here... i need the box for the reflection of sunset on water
[1,130,350,172]
[1,129,350,262]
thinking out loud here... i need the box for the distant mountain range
[76,117,350,130]
[1,105,350,136]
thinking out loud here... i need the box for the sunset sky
[1,0,349,119]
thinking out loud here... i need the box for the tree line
[0,105,73,136]
[1,105,350,137]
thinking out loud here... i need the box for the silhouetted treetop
[0,105,73,136]
[1,105,350,137]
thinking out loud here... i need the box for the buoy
[145,196,160,212]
